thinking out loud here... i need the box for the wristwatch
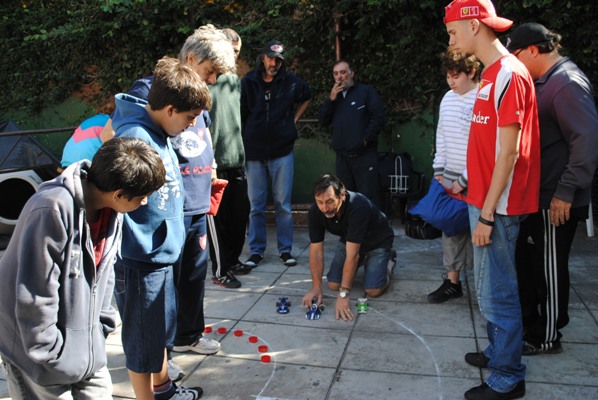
[339,287,351,298]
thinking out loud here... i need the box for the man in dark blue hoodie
[240,40,312,269]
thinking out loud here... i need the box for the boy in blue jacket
[112,56,211,400]
[0,137,165,399]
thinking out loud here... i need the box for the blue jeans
[169,213,208,348]
[327,244,392,289]
[114,263,176,373]
[468,205,526,392]
[246,152,294,255]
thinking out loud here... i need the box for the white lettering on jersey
[471,112,490,125]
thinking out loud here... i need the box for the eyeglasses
[512,47,528,58]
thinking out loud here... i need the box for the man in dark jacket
[318,60,385,207]
[509,23,598,356]
[240,40,312,268]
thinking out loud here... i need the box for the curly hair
[441,49,482,82]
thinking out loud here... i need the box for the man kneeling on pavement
[302,174,396,321]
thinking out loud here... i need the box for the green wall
[1,96,95,159]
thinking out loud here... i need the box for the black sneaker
[244,254,263,268]
[280,252,297,266]
[464,381,525,400]
[231,262,252,275]
[522,340,562,356]
[212,272,241,289]
[427,279,463,303]
[465,351,490,368]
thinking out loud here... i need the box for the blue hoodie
[241,67,312,161]
[112,93,185,268]
[128,76,214,216]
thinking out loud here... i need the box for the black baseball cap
[263,40,285,60]
[506,22,551,53]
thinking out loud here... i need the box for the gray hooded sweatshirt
[0,160,120,386]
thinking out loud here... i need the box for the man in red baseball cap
[444,1,541,399]
[444,0,512,32]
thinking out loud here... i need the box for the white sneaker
[172,337,221,355]
[167,359,184,382]
[169,384,203,400]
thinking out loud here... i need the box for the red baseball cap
[444,0,513,32]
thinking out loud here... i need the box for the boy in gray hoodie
[0,137,165,399]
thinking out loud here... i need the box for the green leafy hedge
[2,0,597,138]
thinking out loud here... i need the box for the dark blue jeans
[168,213,209,348]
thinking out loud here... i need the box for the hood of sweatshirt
[112,93,169,143]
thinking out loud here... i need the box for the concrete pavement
[1,221,597,399]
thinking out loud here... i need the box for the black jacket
[241,67,312,160]
[319,82,385,154]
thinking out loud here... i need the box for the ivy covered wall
[2,0,597,192]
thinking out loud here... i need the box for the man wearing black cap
[240,40,312,269]
[508,23,598,356]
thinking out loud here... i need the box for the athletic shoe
[167,359,185,382]
[427,279,463,303]
[522,340,562,356]
[168,384,203,400]
[172,337,221,355]
[244,254,263,268]
[464,351,490,368]
[231,262,252,275]
[280,252,297,266]
[212,272,241,289]
[464,381,525,400]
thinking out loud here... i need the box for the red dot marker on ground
[260,355,271,363]
[258,345,268,353]
[233,329,243,337]
[248,336,258,343]
[217,327,227,334]
[204,326,213,333]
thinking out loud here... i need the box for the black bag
[404,216,442,240]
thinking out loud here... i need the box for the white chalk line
[370,308,444,400]
[209,285,443,399]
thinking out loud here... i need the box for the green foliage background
[2,0,597,138]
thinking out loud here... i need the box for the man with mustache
[302,174,395,321]
[240,40,312,269]
[318,60,385,207]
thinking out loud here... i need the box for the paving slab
[1,222,597,400]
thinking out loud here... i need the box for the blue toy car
[276,297,291,314]
[305,299,324,320]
